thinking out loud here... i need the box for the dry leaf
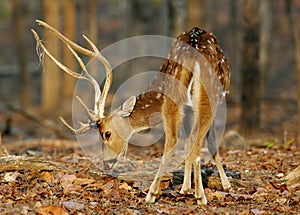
[60,174,77,195]
[119,182,132,191]
[101,180,115,193]
[39,171,54,183]
[62,201,85,210]
[73,178,95,186]
[267,181,288,191]
[160,180,171,190]
[4,172,19,182]
[250,208,267,215]
[36,205,68,215]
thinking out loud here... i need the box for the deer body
[32,21,231,205]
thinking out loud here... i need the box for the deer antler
[31,20,112,134]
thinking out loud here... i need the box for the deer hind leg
[191,86,218,205]
[207,124,232,192]
[145,98,182,203]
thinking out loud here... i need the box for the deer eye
[105,131,111,140]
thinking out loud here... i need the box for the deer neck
[128,91,164,132]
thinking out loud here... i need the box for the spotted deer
[32,20,231,205]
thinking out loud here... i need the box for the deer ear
[118,96,136,117]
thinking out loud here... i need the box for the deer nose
[103,158,117,170]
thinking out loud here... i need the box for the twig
[7,104,72,139]
[0,155,75,173]
[285,164,300,186]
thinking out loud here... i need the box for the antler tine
[32,30,86,80]
[59,117,91,134]
[36,20,112,119]
[32,29,102,121]
[66,44,102,118]
[75,96,97,122]
[36,20,96,58]
[82,34,112,118]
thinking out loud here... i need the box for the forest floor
[0,131,299,214]
[0,100,299,214]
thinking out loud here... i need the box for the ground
[0,135,299,215]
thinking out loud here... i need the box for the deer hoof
[224,186,233,193]
[179,182,191,194]
[196,197,208,205]
[179,187,190,195]
[145,192,156,203]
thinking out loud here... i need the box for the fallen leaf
[275,173,284,178]
[133,180,152,191]
[267,181,288,191]
[60,174,76,185]
[60,174,78,195]
[85,182,105,191]
[119,182,132,191]
[62,201,85,210]
[39,171,54,183]
[255,187,266,194]
[101,180,115,193]
[289,195,300,206]
[206,190,224,202]
[274,205,287,213]
[262,162,276,170]
[4,172,19,182]
[21,206,30,215]
[250,208,267,215]
[160,180,171,190]
[36,205,68,215]
[73,178,95,186]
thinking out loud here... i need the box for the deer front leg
[180,155,192,194]
[146,100,182,203]
[192,137,207,205]
[181,114,207,204]
[180,126,198,194]
[193,156,207,205]
[145,148,174,203]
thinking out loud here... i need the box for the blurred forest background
[0,0,299,144]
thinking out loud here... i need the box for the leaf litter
[0,138,299,214]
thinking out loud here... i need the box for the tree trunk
[240,0,260,136]
[168,0,187,37]
[11,0,31,107]
[228,0,242,102]
[117,0,168,93]
[89,0,98,42]
[287,0,300,146]
[41,0,61,113]
[259,0,272,99]
[87,0,98,78]
[63,0,76,100]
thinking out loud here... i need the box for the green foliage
[285,137,295,146]
[262,137,295,148]
[262,138,278,148]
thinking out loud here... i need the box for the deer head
[32,20,133,159]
